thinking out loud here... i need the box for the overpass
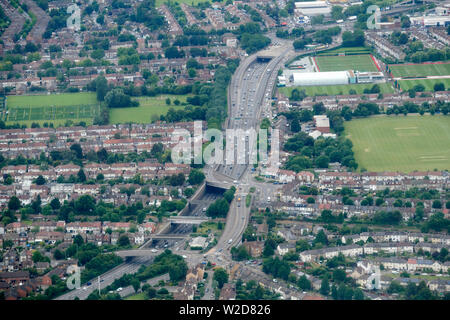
[205,180,232,192]
[114,249,159,258]
[168,216,210,224]
[256,55,274,62]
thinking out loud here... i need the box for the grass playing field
[124,292,147,300]
[7,92,97,107]
[5,93,99,125]
[109,95,190,124]
[317,47,371,56]
[315,54,379,72]
[398,78,450,92]
[389,63,450,78]
[280,82,394,97]
[344,115,450,172]
[155,0,222,7]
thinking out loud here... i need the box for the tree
[105,88,133,108]
[342,30,365,47]
[53,249,64,260]
[291,118,300,132]
[8,196,21,211]
[315,155,329,168]
[320,277,330,296]
[31,195,42,214]
[297,275,311,291]
[432,200,442,209]
[77,169,87,182]
[70,143,83,159]
[213,268,228,289]
[73,234,84,246]
[314,230,328,246]
[206,198,230,218]
[188,169,205,185]
[131,278,140,293]
[146,287,157,299]
[118,235,130,247]
[434,82,445,92]
[333,269,347,283]
[74,195,96,215]
[169,173,185,186]
[95,76,108,101]
[32,250,50,263]
[50,198,61,211]
[35,175,46,185]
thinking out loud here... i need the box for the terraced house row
[299,242,449,264]
[0,121,204,158]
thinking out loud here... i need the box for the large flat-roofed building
[410,15,450,27]
[295,1,331,16]
[355,71,385,83]
[290,71,350,86]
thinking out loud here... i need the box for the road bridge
[168,216,210,224]
[205,180,232,192]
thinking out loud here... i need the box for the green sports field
[5,93,99,125]
[389,63,450,78]
[280,82,394,96]
[317,47,371,56]
[155,0,223,7]
[398,78,450,91]
[344,115,450,172]
[109,95,189,124]
[7,92,97,107]
[315,54,379,72]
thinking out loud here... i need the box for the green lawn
[390,63,450,78]
[344,115,450,172]
[279,82,394,96]
[315,54,379,72]
[399,78,450,92]
[108,95,189,124]
[6,92,97,107]
[317,46,371,56]
[155,0,223,7]
[5,93,99,125]
[124,292,147,300]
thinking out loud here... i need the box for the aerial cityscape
[0,0,449,305]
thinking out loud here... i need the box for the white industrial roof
[295,1,329,8]
[291,71,349,86]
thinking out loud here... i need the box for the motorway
[56,38,295,300]
[55,255,156,300]
[206,37,295,255]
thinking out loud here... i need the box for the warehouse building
[289,71,354,86]
[410,15,450,27]
[294,1,331,16]
[355,71,385,83]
